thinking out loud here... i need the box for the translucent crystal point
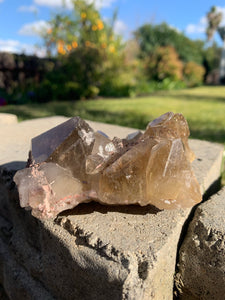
[14,113,202,219]
[145,112,195,162]
[14,163,86,219]
[31,116,94,182]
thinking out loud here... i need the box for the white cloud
[114,20,127,35]
[0,39,47,57]
[0,40,21,53]
[34,0,73,9]
[186,24,204,34]
[86,0,116,9]
[34,0,116,9]
[186,16,207,34]
[186,7,225,35]
[18,5,39,13]
[18,20,50,36]
[0,0,4,3]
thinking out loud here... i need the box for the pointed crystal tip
[14,114,201,219]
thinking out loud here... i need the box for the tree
[206,6,222,40]
[206,6,225,82]
[202,41,222,81]
[39,0,127,99]
[183,61,205,87]
[134,22,204,65]
[145,46,183,81]
[43,0,121,57]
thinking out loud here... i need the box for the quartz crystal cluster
[14,112,202,219]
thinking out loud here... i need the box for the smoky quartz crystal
[14,113,201,219]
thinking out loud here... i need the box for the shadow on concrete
[1,161,26,171]
[59,201,161,217]
[0,171,125,300]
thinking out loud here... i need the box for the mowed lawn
[1,86,225,144]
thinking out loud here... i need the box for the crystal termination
[14,112,202,219]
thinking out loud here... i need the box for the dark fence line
[0,52,55,93]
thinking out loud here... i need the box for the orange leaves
[183,61,205,86]
[47,28,52,34]
[91,20,104,31]
[58,40,65,46]
[101,42,107,49]
[85,41,91,47]
[97,19,104,30]
[57,40,78,55]
[146,46,183,81]
[57,45,66,55]
[108,45,115,53]
[57,40,65,54]
[72,41,78,48]
[46,1,119,58]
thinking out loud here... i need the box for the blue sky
[0,0,225,56]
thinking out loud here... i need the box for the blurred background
[0,0,225,144]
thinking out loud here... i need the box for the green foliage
[130,78,186,97]
[156,78,186,90]
[62,46,103,97]
[38,0,130,100]
[134,22,204,64]
[134,22,211,89]
[2,8,223,102]
[2,86,225,145]
[183,61,205,87]
[145,46,183,81]
[203,42,222,77]
[43,0,109,54]
[129,80,156,96]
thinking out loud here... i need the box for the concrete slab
[0,113,18,125]
[48,139,223,300]
[0,179,54,300]
[0,116,224,299]
[0,116,68,170]
[189,139,224,194]
[175,187,225,299]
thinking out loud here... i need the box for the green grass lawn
[1,86,225,144]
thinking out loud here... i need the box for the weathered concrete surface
[0,116,69,170]
[189,139,224,195]
[175,187,225,299]
[0,174,54,300]
[0,113,18,125]
[0,116,224,299]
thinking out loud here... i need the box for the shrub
[38,0,129,100]
[64,81,81,99]
[183,61,205,87]
[146,46,183,82]
[156,78,186,90]
[35,79,57,102]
